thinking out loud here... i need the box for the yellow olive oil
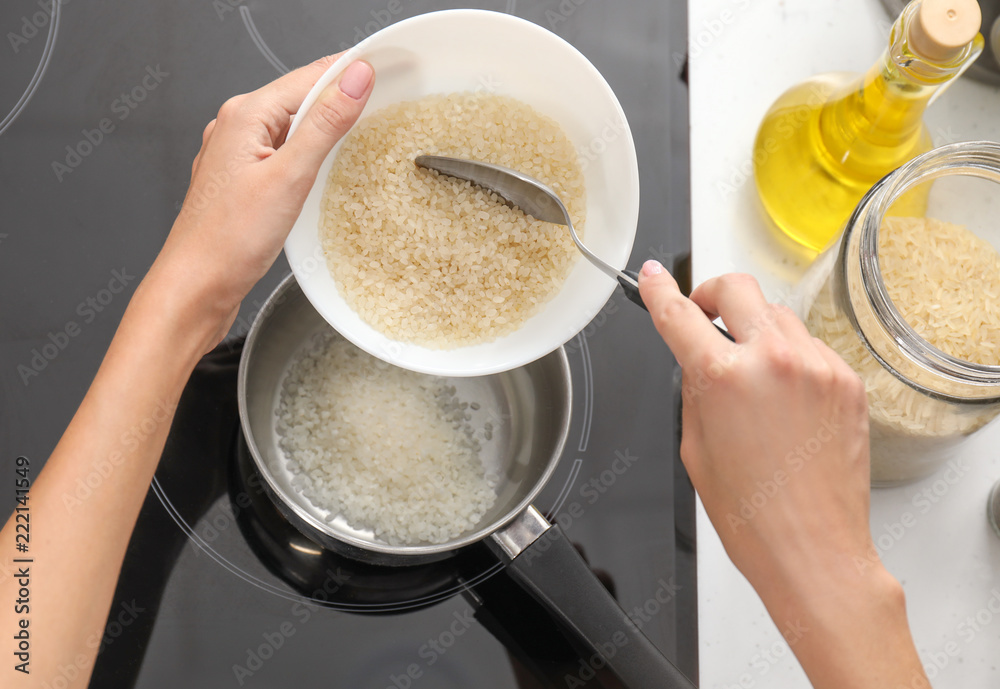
[753,0,983,252]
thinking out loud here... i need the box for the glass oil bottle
[753,0,984,252]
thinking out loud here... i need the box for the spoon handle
[618,269,647,310]
[619,270,736,342]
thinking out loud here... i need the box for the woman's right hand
[638,262,873,590]
[637,260,928,689]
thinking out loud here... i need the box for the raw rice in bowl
[320,91,587,349]
[283,9,639,377]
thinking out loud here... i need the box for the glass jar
[795,141,1000,486]
[989,479,1000,539]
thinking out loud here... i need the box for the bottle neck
[851,51,938,140]
[820,3,983,166]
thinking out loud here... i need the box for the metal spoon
[414,155,735,342]
[414,154,647,309]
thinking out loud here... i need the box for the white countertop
[688,0,1000,686]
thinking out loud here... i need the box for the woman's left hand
[144,54,374,352]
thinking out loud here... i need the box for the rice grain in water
[276,331,498,546]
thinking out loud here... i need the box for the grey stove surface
[0,2,696,687]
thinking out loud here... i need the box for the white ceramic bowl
[284,9,639,376]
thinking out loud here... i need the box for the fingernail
[641,260,664,277]
[339,61,373,100]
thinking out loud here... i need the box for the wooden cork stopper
[908,0,982,61]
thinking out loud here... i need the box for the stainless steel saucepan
[238,274,695,689]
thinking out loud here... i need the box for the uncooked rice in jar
[806,216,1000,442]
[275,331,498,546]
[320,91,586,348]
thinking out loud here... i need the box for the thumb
[281,60,375,173]
[637,259,684,317]
[638,259,722,367]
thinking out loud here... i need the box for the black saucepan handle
[490,508,697,689]
[618,268,735,342]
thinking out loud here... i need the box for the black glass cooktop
[0,1,696,687]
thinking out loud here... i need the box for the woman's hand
[638,260,928,689]
[639,262,872,590]
[144,54,375,353]
[0,57,375,689]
